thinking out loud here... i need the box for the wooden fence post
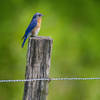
[23,36,53,100]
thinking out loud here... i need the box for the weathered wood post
[23,36,53,100]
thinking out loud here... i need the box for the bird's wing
[23,18,37,38]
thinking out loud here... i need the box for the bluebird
[22,13,43,48]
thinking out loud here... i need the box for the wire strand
[0,78,100,83]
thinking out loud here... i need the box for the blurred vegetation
[0,0,100,100]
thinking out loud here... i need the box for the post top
[30,36,53,41]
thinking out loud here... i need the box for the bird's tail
[22,37,27,48]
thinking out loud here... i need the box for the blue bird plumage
[22,13,43,48]
[22,19,37,48]
[22,37,27,48]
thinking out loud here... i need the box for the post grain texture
[23,36,53,100]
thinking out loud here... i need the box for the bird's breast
[31,17,42,36]
[37,17,42,27]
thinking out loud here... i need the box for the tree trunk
[23,36,53,100]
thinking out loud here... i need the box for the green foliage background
[0,0,100,100]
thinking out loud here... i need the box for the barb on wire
[0,78,100,83]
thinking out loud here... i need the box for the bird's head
[33,13,43,19]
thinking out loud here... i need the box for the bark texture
[23,36,53,100]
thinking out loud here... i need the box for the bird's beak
[41,14,44,16]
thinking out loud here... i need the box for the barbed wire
[0,78,100,83]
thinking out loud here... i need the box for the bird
[22,13,43,48]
